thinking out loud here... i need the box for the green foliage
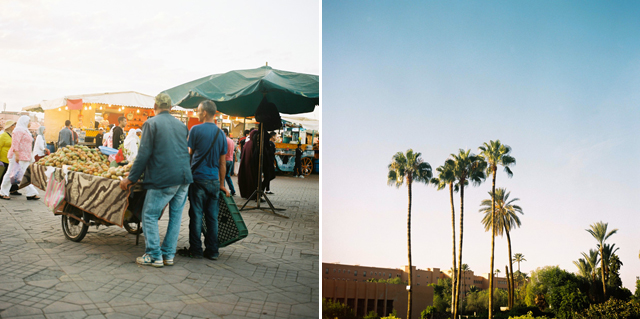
[524,266,590,318]
[430,278,452,312]
[465,288,508,313]
[381,309,399,319]
[420,306,436,319]
[507,311,551,319]
[575,298,640,319]
[364,310,380,319]
[322,298,356,319]
[387,149,433,187]
[546,282,589,319]
[635,279,640,300]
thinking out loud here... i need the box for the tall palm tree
[479,140,515,316]
[450,149,486,319]
[432,160,458,319]
[479,188,523,310]
[513,253,526,272]
[388,149,432,319]
[586,221,618,299]
[495,269,501,276]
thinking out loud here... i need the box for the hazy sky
[0,0,319,111]
[322,1,640,290]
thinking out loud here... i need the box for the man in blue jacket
[120,93,193,268]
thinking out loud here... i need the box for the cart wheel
[62,212,89,242]
[301,157,313,176]
[123,220,142,235]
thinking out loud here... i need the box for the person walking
[32,126,48,162]
[103,124,114,148]
[0,116,40,200]
[57,120,74,148]
[293,142,304,178]
[178,100,229,260]
[94,127,104,147]
[112,116,127,150]
[222,128,236,196]
[123,128,140,162]
[0,121,16,193]
[119,93,192,268]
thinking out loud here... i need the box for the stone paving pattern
[0,174,318,319]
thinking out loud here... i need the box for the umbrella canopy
[162,66,319,117]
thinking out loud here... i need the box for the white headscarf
[14,116,30,134]
[123,128,139,161]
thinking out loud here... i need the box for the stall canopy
[162,65,319,117]
[280,104,320,132]
[22,91,156,112]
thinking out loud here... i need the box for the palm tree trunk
[407,181,413,319]
[505,265,511,308]
[454,182,465,319]
[600,246,606,299]
[506,231,514,309]
[488,170,496,319]
[449,183,457,319]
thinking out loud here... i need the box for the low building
[322,262,509,319]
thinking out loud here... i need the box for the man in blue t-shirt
[179,100,229,260]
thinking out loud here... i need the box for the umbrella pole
[240,123,287,218]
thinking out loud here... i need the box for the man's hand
[220,185,230,197]
[119,178,133,191]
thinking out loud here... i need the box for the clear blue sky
[322,1,640,290]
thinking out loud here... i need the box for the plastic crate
[201,191,248,248]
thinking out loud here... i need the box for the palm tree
[513,253,526,272]
[388,149,433,319]
[586,221,618,299]
[450,149,486,318]
[479,188,523,310]
[432,160,458,319]
[495,269,501,276]
[574,250,599,282]
[479,140,515,316]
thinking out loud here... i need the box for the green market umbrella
[162,65,319,117]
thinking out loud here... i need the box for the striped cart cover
[21,164,130,226]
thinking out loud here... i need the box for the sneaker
[177,247,202,259]
[163,257,174,266]
[136,254,163,268]
[265,191,274,195]
[299,175,305,179]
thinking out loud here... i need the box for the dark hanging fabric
[254,98,282,131]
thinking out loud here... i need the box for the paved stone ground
[0,173,318,319]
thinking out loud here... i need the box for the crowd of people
[0,93,311,268]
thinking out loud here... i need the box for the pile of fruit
[37,145,132,180]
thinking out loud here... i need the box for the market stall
[276,105,320,175]
[22,91,156,145]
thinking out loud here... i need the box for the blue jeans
[225,160,236,194]
[188,179,220,256]
[141,184,189,261]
